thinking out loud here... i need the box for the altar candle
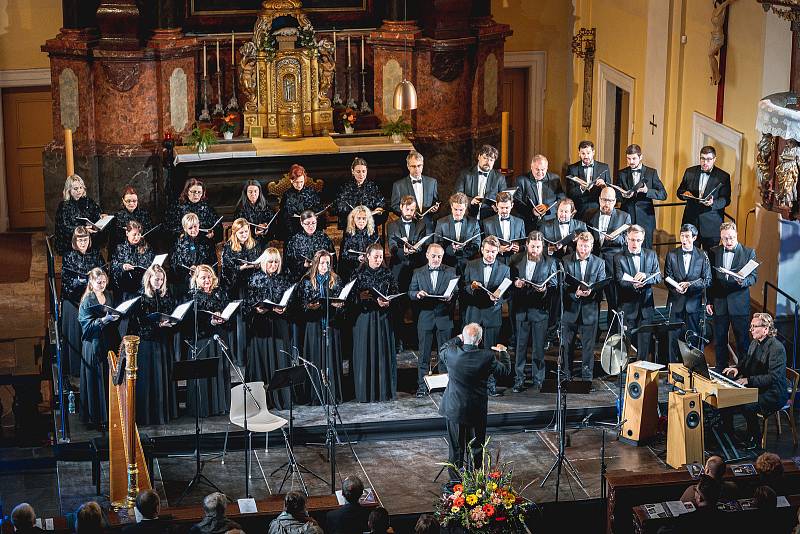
[500,111,510,169]
[231,32,235,64]
[361,36,365,69]
[202,42,207,77]
[216,40,220,70]
[333,31,337,62]
[347,35,351,67]
[64,128,74,177]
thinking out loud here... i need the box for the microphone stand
[321,286,337,494]
[215,336,260,498]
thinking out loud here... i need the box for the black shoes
[512,383,526,393]
[488,387,502,397]
[415,387,427,398]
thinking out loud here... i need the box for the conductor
[439,323,511,480]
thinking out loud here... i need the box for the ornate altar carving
[756,92,800,217]
[238,0,333,139]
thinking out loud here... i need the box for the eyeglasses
[699,156,715,162]
[749,324,766,330]
[600,198,615,202]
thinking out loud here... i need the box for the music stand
[267,365,326,493]
[173,358,222,503]
[631,320,684,364]
[678,339,711,387]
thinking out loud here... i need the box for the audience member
[190,493,241,534]
[11,503,43,534]
[414,514,439,534]
[123,490,170,534]
[753,485,777,510]
[680,455,726,503]
[368,507,392,534]
[756,452,785,492]
[268,492,318,534]
[326,476,369,534]
[75,502,104,534]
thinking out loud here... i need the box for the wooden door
[502,67,528,178]
[3,87,51,229]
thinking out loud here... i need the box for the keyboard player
[720,313,788,449]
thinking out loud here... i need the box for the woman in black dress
[301,250,346,404]
[183,265,231,417]
[280,164,323,239]
[166,178,220,241]
[77,268,121,428]
[333,157,386,230]
[54,174,103,255]
[284,211,336,282]
[245,248,294,409]
[351,243,397,402]
[234,180,275,244]
[220,217,261,297]
[61,227,105,378]
[111,220,155,300]
[338,205,380,281]
[129,265,177,425]
[110,186,153,253]
[169,212,216,297]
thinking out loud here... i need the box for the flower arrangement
[434,440,535,533]
[219,112,239,135]
[341,107,358,130]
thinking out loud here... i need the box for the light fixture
[393,0,417,111]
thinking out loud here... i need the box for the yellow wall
[0,0,63,70]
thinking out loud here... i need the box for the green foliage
[381,115,413,136]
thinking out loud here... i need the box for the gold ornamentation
[756,132,775,197]
[775,139,799,209]
[572,28,596,131]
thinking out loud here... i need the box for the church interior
[1,0,800,532]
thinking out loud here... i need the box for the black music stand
[267,365,326,493]
[631,320,684,364]
[173,357,222,503]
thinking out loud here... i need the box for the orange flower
[489,471,502,479]
[453,495,465,507]
[453,483,463,492]
[482,503,495,517]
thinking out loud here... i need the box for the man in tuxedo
[481,191,526,265]
[587,186,630,309]
[438,323,511,479]
[677,145,732,250]
[615,144,667,249]
[435,192,481,275]
[510,231,558,392]
[566,140,611,220]
[463,236,511,396]
[561,232,606,381]
[387,195,428,290]
[390,150,440,234]
[123,490,171,534]
[325,476,370,534]
[665,224,712,362]
[513,154,564,232]
[708,222,758,372]
[454,144,507,221]
[541,198,587,259]
[613,225,662,362]
[409,243,459,397]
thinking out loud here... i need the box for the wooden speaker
[619,362,661,445]
[667,391,704,469]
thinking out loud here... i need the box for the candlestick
[64,128,74,177]
[231,32,235,64]
[333,31,337,62]
[347,35,351,68]
[500,111,510,169]
[203,42,207,78]
[361,36,365,70]
[216,40,220,70]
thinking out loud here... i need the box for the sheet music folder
[173,358,220,381]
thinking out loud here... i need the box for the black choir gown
[351,266,398,402]
[165,200,219,241]
[129,291,178,425]
[301,276,345,405]
[333,180,387,230]
[179,288,231,418]
[245,271,294,409]
[110,207,153,252]
[169,234,216,297]
[235,201,276,245]
[61,249,105,377]
[220,242,262,298]
[284,231,335,282]
[78,291,121,426]
[338,229,380,282]
[111,242,155,299]
[280,187,323,239]
[55,196,102,255]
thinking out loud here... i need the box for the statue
[755,132,775,200]
[317,38,334,108]
[709,0,738,85]
[774,139,800,210]
[239,41,259,114]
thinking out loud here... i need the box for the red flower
[482,504,495,517]
[489,471,502,479]
[453,496,465,507]
[453,483,463,492]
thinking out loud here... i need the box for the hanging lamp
[393,0,417,111]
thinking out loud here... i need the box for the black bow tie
[500,217,510,221]
[429,267,442,272]
[484,262,494,268]
[402,220,412,225]
[478,171,489,177]
[632,168,641,174]
[411,178,422,184]
[583,165,591,169]
[683,251,692,256]
[630,252,641,257]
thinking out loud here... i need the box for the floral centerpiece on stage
[435,440,535,533]
[219,112,239,139]
[341,107,358,134]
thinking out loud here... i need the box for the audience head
[462,323,483,346]
[556,198,575,223]
[240,179,266,209]
[11,503,35,531]
[342,475,365,504]
[577,140,595,165]
[351,157,368,185]
[306,526,324,534]
[476,145,498,171]
[704,455,726,480]
[284,491,307,519]
[756,452,783,488]
[289,164,307,190]
[530,154,549,179]
[754,485,777,510]
[202,492,228,519]
[599,187,616,214]
[143,265,168,298]
[406,151,424,178]
[414,514,439,534]
[693,474,721,510]
[699,145,717,172]
[75,501,103,534]
[399,195,417,220]
[64,174,87,201]
[368,507,391,533]
[261,247,282,275]
[72,226,92,253]
[135,489,160,520]
[180,178,206,203]
[121,186,139,212]
[719,221,738,250]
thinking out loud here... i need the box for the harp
[108,335,151,509]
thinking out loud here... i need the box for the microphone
[212,334,230,351]
[687,330,709,345]
[297,355,318,369]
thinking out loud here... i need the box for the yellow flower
[451,506,460,513]
[487,482,498,491]
[475,489,483,497]
[466,494,478,506]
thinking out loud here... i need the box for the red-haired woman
[280,164,323,240]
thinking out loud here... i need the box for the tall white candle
[216,40,220,70]
[202,42,207,78]
[231,32,235,64]
[347,35,351,67]
[361,36,365,69]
